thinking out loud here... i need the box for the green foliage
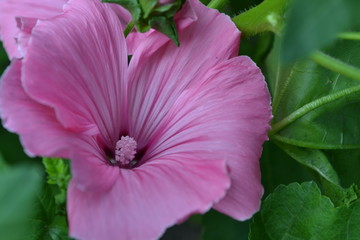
[0,153,7,170]
[201,210,249,240]
[0,165,42,240]
[148,16,178,45]
[260,141,314,195]
[28,182,73,240]
[43,158,71,206]
[201,141,316,240]
[232,0,289,36]
[0,42,9,72]
[326,149,360,187]
[27,183,57,239]
[207,0,228,10]
[269,39,360,149]
[44,215,73,240]
[0,124,34,164]
[103,0,184,45]
[281,0,351,63]
[0,162,72,240]
[275,142,340,185]
[250,182,360,240]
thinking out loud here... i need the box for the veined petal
[22,0,128,149]
[210,57,271,220]
[108,3,132,29]
[15,17,37,57]
[68,154,229,240]
[0,0,66,58]
[70,137,119,192]
[126,29,169,56]
[0,60,76,158]
[128,0,240,148]
[144,56,271,220]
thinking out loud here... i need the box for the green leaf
[47,216,74,240]
[0,152,8,171]
[0,42,10,70]
[249,214,271,240]
[274,141,360,206]
[331,199,360,239]
[281,0,359,63]
[27,183,58,239]
[42,158,71,206]
[348,0,360,27]
[326,149,360,187]
[28,179,73,239]
[0,165,42,240]
[103,0,141,18]
[139,0,157,18]
[270,38,360,149]
[103,0,184,45]
[207,0,228,10]
[149,16,179,46]
[260,141,314,195]
[275,142,340,185]
[232,0,289,36]
[201,210,249,240]
[103,0,143,30]
[250,182,360,240]
[0,164,71,239]
[0,124,33,164]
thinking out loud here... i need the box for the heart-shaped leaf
[250,182,360,240]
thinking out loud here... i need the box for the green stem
[269,85,360,135]
[271,134,360,149]
[310,51,360,83]
[124,21,134,37]
[337,32,360,41]
[207,0,228,9]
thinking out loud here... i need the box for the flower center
[114,136,137,166]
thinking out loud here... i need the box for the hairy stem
[270,85,360,135]
[310,51,360,83]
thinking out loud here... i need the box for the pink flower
[0,0,271,239]
[0,0,66,59]
[0,0,130,59]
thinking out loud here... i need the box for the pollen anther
[115,136,137,165]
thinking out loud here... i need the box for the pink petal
[126,29,169,56]
[108,3,132,29]
[15,17,37,56]
[128,0,240,148]
[68,154,230,240]
[0,58,117,194]
[0,0,66,58]
[22,0,128,149]
[0,60,75,158]
[70,137,119,192]
[205,56,272,220]
[142,56,271,221]
[208,57,271,220]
